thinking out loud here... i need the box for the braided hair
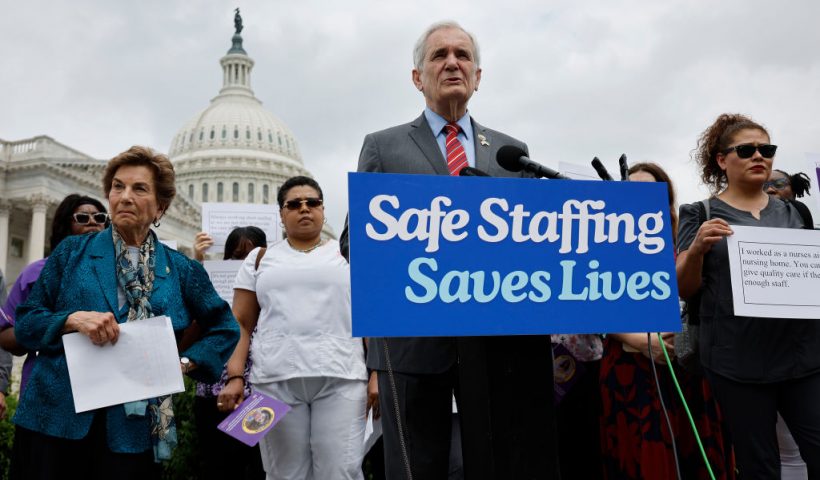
[773,169,812,199]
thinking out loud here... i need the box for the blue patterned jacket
[13,227,239,453]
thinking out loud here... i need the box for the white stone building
[0,23,331,283]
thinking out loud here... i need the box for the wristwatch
[180,357,191,374]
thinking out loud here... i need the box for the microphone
[459,166,490,177]
[618,154,629,181]
[591,157,613,181]
[496,145,568,179]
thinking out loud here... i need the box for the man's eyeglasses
[722,143,778,159]
[73,212,109,225]
[283,198,323,210]
[763,178,790,191]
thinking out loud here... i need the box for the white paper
[201,202,280,253]
[63,315,185,413]
[363,410,382,453]
[726,225,820,318]
[203,260,243,307]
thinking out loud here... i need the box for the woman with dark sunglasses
[0,194,107,475]
[0,194,108,392]
[763,168,813,478]
[220,176,367,479]
[677,114,820,477]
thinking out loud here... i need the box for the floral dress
[599,337,735,480]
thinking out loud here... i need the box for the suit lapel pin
[478,134,489,147]
[166,266,170,274]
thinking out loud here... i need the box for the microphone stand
[455,166,562,480]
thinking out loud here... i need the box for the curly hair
[773,169,812,198]
[628,162,679,245]
[49,194,107,252]
[694,113,769,194]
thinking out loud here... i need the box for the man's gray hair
[413,20,481,71]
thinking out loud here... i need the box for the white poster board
[63,315,184,413]
[727,225,820,318]
[201,203,280,253]
[203,260,243,307]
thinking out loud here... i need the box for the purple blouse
[1,258,47,394]
[195,331,255,398]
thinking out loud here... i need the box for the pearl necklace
[287,238,323,254]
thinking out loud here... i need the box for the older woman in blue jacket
[12,146,239,479]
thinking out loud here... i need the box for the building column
[27,195,48,264]
[0,201,10,274]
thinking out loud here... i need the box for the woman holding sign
[221,176,367,479]
[677,114,820,477]
[11,146,239,479]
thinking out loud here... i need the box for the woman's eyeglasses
[763,178,790,191]
[284,198,323,210]
[73,212,109,225]
[722,143,778,159]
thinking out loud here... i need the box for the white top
[234,239,366,383]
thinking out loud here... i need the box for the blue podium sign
[348,172,680,337]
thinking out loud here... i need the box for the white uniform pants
[256,376,366,480]
[778,413,808,480]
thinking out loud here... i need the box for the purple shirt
[1,258,47,394]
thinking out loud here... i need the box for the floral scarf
[113,228,178,461]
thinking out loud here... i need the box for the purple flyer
[552,343,586,405]
[218,392,291,446]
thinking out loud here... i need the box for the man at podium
[346,20,560,480]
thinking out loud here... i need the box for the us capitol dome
[0,11,332,281]
[169,12,333,239]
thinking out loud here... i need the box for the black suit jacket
[342,113,531,374]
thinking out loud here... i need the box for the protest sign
[201,203,279,252]
[727,225,820,318]
[348,173,680,336]
[203,260,243,307]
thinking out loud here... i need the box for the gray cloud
[3,0,820,234]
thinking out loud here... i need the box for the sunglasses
[283,198,323,210]
[73,212,109,225]
[763,178,790,191]
[722,143,778,159]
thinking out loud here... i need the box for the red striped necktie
[444,123,467,176]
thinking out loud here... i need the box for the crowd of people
[0,19,818,480]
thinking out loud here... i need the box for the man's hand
[0,392,6,419]
[366,370,380,419]
[65,311,119,346]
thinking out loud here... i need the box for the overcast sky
[3,0,820,234]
